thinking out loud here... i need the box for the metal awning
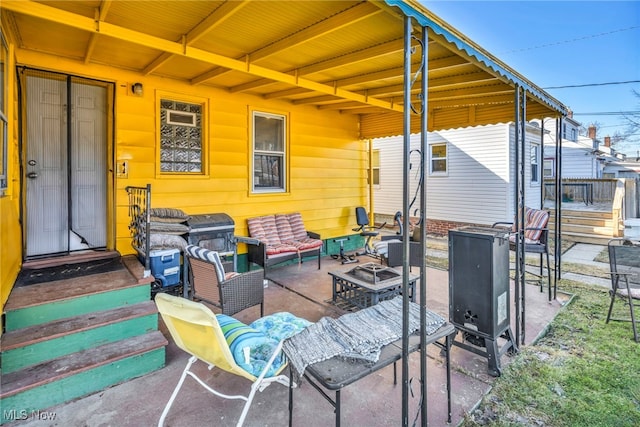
[1,0,567,138]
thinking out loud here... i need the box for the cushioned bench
[240,213,323,277]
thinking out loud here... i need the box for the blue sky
[423,0,640,156]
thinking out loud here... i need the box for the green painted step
[0,332,167,425]
[1,301,159,374]
[4,269,151,331]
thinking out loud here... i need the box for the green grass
[461,279,640,426]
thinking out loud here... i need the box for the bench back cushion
[248,213,309,244]
[247,215,281,246]
[287,212,308,241]
[275,214,296,242]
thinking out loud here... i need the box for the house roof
[1,0,568,139]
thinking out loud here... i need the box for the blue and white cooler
[149,248,181,288]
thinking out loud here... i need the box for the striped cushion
[290,238,324,251]
[265,243,299,256]
[247,217,267,241]
[525,208,549,242]
[275,214,295,242]
[186,244,226,283]
[216,314,282,378]
[288,212,308,241]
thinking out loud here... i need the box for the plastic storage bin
[149,248,181,288]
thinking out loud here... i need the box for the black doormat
[15,256,124,287]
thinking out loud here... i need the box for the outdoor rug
[15,255,124,287]
[283,296,445,379]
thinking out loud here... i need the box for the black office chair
[353,207,385,257]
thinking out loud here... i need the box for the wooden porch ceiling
[1,0,567,138]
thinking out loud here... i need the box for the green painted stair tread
[4,268,146,312]
[1,300,158,351]
[0,331,168,399]
[0,349,166,424]
[4,285,151,331]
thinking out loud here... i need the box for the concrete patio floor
[7,255,569,427]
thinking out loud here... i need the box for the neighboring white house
[530,115,605,179]
[373,122,544,233]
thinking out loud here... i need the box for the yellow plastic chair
[155,293,290,427]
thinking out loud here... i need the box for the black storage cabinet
[448,226,515,376]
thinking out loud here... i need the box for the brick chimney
[588,124,596,139]
[604,136,611,147]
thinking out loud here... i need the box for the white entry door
[24,73,107,257]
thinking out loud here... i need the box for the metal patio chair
[607,238,640,342]
[185,244,264,317]
[493,207,555,300]
[155,293,291,427]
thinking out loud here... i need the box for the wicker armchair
[184,244,264,317]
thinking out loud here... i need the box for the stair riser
[4,286,149,331]
[2,314,158,374]
[549,224,615,236]
[549,218,614,227]
[0,348,165,425]
[547,209,613,219]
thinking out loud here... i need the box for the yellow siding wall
[1,30,21,312]
[12,50,369,263]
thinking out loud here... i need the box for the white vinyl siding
[543,137,600,179]
[374,124,533,227]
[506,124,545,219]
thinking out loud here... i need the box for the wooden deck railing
[544,178,618,204]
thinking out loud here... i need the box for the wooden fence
[543,178,618,203]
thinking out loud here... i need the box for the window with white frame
[429,143,447,175]
[159,99,203,173]
[530,144,540,183]
[543,158,554,178]
[252,111,286,192]
[371,149,380,186]
[0,32,8,193]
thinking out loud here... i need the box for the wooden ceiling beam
[83,0,112,64]
[144,0,249,75]
[229,38,405,93]
[2,0,404,113]
[192,2,382,85]
[250,2,382,63]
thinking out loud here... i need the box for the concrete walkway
[561,243,611,288]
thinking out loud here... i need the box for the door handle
[27,172,38,179]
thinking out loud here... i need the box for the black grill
[187,213,236,269]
